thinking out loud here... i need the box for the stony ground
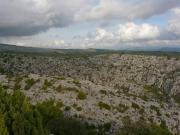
[0,53,180,134]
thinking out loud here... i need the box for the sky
[0,0,180,49]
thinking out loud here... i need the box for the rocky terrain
[0,52,180,134]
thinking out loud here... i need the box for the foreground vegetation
[0,85,99,135]
[0,85,174,135]
[117,118,173,135]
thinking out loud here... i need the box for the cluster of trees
[0,85,99,135]
[117,118,173,135]
[0,84,174,135]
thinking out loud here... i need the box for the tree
[0,113,8,135]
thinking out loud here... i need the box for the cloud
[75,0,180,22]
[168,8,180,36]
[0,0,86,36]
[94,22,160,42]
[116,23,160,41]
[0,0,180,37]
[72,22,161,49]
[95,28,114,40]
[75,20,180,49]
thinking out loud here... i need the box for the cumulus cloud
[95,28,114,40]
[0,0,86,36]
[168,8,180,36]
[75,0,180,21]
[116,23,160,41]
[0,0,180,37]
[72,22,161,49]
[94,22,160,42]
[77,20,180,49]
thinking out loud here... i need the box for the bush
[76,106,82,111]
[73,80,81,87]
[131,102,140,110]
[77,91,87,100]
[55,85,79,93]
[24,78,36,90]
[116,103,129,113]
[13,77,23,90]
[116,120,173,135]
[143,85,166,101]
[173,93,180,105]
[150,105,161,116]
[64,106,71,111]
[55,84,63,92]
[0,85,100,135]
[98,102,111,110]
[73,104,83,111]
[99,90,107,95]
[42,79,52,90]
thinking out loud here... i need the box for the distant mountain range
[159,47,180,52]
[0,43,180,53]
[0,44,115,54]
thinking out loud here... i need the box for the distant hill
[0,44,63,53]
[1,43,180,54]
[159,47,180,52]
[0,44,114,54]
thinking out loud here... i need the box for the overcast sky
[0,0,180,49]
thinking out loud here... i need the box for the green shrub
[24,78,36,90]
[42,79,52,90]
[116,119,173,135]
[0,85,100,135]
[73,104,83,111]
[76,106,82,111]
[55,84,63,92]
[0,67,5,74]
[55,85,79,93]
[98,102,111,110]
[13,77,23,90]
[143,85,166,101]
[116,103,129,113]
[56,101,64,108]
[173,93,180,105]
[13,82,21,90]
[56,76,66,80]
[99,90,107,95]
[73,80,81,87]
[131,102,140,110]
[150,105,161,116]
[64,106,71,111]
[66,87,79,92]
[139,108,145,115]
[77,91,87,100]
